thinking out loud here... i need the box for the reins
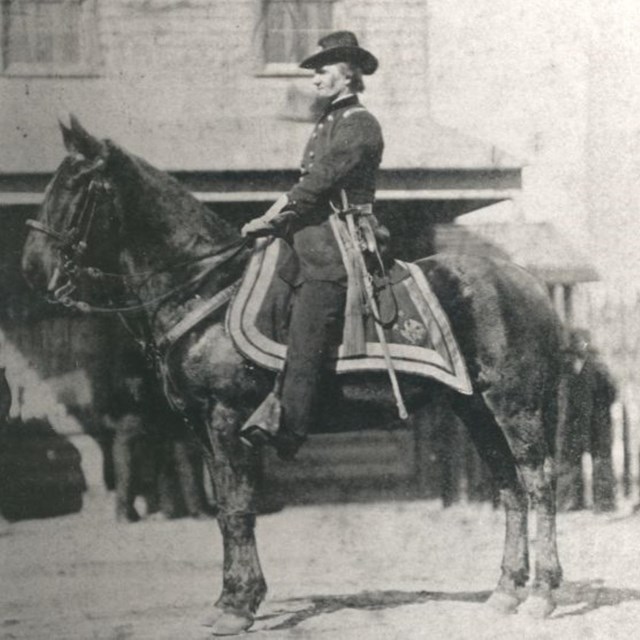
[61,239,248,314]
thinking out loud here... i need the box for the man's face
[312,63,350,100]
[124,376,143,401]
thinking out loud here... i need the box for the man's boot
[239,392,304,460]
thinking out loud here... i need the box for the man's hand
[241,216,276,238]
[241,210,298,238]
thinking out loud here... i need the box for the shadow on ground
[255,580,640,630]
[554,580,640,618]
[256,589,492,630]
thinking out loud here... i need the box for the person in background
[104,369,160,523]
[557,328,617,512]
[151,391,215,520]
[0,366,10,434]
[105,353,215,522]
[0,366,11,534]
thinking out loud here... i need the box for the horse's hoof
[209,610,254,636]
[486,590,520,615]
[519,593,556,619]
[202,605,225,627]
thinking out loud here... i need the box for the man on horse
[240,31,384,459]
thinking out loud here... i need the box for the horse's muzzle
[21,246,49,293]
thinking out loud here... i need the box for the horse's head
[22,116,122,305]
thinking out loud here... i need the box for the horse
[22,116,563,635]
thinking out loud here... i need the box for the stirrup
[239,424,304,461]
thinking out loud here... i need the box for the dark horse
[22,118,563,635]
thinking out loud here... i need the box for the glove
[241,216,277,238]
[241,210,298,239]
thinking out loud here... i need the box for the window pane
[265,1,287,64]
[5,1,34,65]
[35,2,55,63]
[3,0,83,68]
[60,0,81,63]
[264,0,333,65]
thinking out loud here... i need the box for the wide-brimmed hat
[299,31,378,75]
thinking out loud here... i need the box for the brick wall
[0,0,431,173]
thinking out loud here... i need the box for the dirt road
[2,490,640,640]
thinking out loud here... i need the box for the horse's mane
[105,139,238,251]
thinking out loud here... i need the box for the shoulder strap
[343,106,367,119]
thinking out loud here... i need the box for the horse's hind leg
[517,453,561,618]
[489,399,561,618]
[453,393,529,614]
[200,401,266,635]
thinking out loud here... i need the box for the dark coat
[280,95,384,286]
[0,368,10,427]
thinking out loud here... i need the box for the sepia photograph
[1,1,640,638]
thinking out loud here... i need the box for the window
[261,0,334,75]
[1,0,99,76]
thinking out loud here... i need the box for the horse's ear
[62,113,105,159]
[58,118,76,153]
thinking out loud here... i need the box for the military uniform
[280,94,384,286]
[240,30,383,457]
[277,95,384,448]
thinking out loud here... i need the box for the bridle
[26,165,112,308]
[25,158,251,416]
[27,176,106,263]
[25,170,249,314]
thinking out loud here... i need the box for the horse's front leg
[202,400,266,635]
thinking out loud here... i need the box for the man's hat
[299,31,378,75]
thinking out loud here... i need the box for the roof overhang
[0,167,520,215]
[0,117,521,217]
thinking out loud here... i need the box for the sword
[341,196,408,420]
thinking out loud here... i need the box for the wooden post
[622,404,631,497]
[563,284,574,326]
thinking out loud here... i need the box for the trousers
[280,280,346,439]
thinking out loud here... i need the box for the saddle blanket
[227,238,472,395]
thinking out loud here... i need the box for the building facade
[3,0,621,498]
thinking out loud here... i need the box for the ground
[2,487,640,640]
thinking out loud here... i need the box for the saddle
[226,237,471,395]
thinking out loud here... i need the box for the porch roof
[0,115,521,214]
[433,222,599,284]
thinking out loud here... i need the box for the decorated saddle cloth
[227,238,472,395]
